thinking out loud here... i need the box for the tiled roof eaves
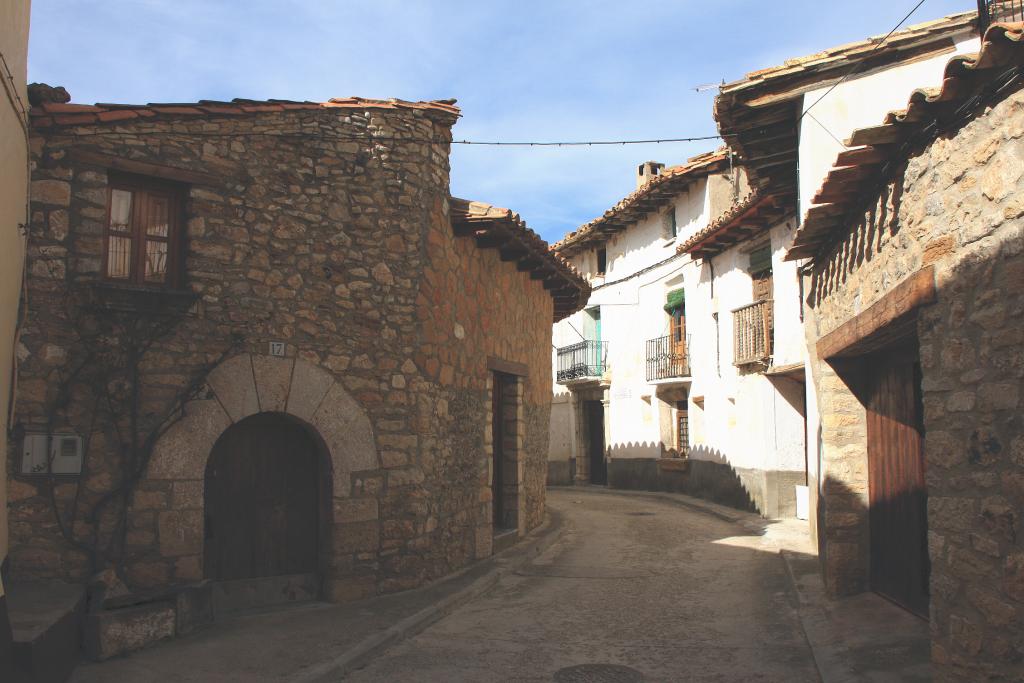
[787,22,1024,263]
[449,198,591,323]
[551,150,729,256]
[713,12,976,195]
[30,96,461,129]
[677,191,794,258]
[719,12,976,97]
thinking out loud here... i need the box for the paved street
[348,488,819,682]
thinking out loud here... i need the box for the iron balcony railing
[979,0,1024,35]
[645,335,690,382]
[732,299,773,366]
[556,340,609,383]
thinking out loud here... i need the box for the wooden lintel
[69,149,225,186]
[488,356,529,377]
[817,266,936,360]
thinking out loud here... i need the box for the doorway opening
[863,343,929,617]
[203,413,326,589]
[491,371,520,531]
[585,400,607,485]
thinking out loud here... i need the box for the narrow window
[105,177,183,287]
[713,312,721,376]
[596,248,607,275]
[676,400,689,457]
[662,208,677,239]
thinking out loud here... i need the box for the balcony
[978,1,1024,36]
[732,299,773,366]
[556,340,608,384]
[645,335,690,382]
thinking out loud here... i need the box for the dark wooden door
[492,372,507,529]
[204,413,319,581]
[866,348,929,616]
[670,307,687,364]
[752,270,774,354]
[586,401,607,485]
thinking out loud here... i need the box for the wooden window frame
[103,173,186,289]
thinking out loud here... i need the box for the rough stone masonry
[9,94,586,605]
[805,85,1024,681]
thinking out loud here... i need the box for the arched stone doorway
[141,354,381,600]
[203,413,324,581]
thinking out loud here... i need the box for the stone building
[788,21,1024,681]
[8,91,587,658]
[1,2,32,677]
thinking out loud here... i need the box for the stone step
[7,580,85,683]
[492,528,519,554]
[210,573,319,616]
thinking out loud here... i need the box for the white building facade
[549,151,810,518]
[715,11,980,535]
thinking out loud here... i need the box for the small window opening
[596,248,607,275]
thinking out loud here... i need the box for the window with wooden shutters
[104,178,183,288]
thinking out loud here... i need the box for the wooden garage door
[204,413,319,581]
[866,348,929,617]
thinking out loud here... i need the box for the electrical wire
[799,0,929,124]
[42,126,727,147]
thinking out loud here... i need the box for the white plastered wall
[0,0,31,571]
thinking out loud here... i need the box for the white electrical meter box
[21,434,83,475]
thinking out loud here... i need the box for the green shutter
[663,288,685,312]
[749,245,772,274]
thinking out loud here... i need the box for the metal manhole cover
[553,664,644,683]
[625,511,655,516]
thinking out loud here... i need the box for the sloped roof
[720,12,976,98]
[677,190,794,259]
[29,96,461,128]
[450,198,590,322]
[551,150,729,257]
[788,22,1024,262]
[714,12,976,195]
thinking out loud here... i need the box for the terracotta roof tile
[30,96,461,129]
[551,149,730,257]
[720,12,977,96]
[450,198,590,322]
[787,22,1024,262]
[677,191,795,259]
[714,12,977,197]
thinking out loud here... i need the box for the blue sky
[29,0,974,243]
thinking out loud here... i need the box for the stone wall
[9,102,555,603]
[417,199,553,560]
[806,88,1024,679]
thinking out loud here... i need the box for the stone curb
[292,510,566,682]
[778,549,858,683]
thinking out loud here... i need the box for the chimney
[636,161,665,190]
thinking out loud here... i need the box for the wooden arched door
[204,413,320,581]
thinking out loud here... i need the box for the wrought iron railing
[732,300,773,366]
[556,340,608,383]
[645,335,690,381]
[979,0,1024,36]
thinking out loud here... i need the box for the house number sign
[269,342,286,357]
